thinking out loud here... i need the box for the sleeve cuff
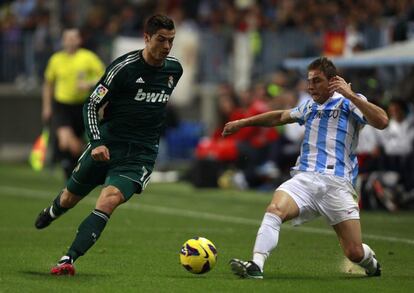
[90,140,105,149]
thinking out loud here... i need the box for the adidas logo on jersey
[134,88,170,103]
[136,77,145,83]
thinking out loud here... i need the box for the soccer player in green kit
[34,15,183,275]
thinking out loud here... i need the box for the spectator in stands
[195,84,244,164]
[226,83,280,189]
[377,99,414,190]
[355,124,383,210]
[268,89,306,175]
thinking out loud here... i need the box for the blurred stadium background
[1,1,414,291]
[1,0,414,210]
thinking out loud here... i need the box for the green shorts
[67,142,155,201]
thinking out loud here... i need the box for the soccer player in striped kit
[34,15,182,275]
[223,57,388,279]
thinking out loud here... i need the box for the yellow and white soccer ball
[179,237,217,274]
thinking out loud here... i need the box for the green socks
[50,191,69,218]
[67,209,110,261]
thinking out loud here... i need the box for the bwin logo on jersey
[134,88,170,103]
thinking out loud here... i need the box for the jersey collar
[139,49,165,69]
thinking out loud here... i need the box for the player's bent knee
[60,188,82,208]
[266,203,287,220]
[96,186,125,215]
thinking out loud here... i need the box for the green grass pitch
[0,163,413,292]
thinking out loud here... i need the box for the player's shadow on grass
[19,270,110,278]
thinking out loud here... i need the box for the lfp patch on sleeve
[91,84,109,102]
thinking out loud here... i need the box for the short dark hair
[308,57,337,80]
[144,14,175,36]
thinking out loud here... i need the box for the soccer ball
[179,237,217,274]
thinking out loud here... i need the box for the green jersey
[83,50,183,153]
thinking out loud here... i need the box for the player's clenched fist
[91,145,110,161]
[222,120,243,137]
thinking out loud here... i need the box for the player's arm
[83,80,111,161]
[329,76,389,129]
[222,109,294,137]
[83,60,128,161]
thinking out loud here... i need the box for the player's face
[307,69,331,104]
[144,29,175,64]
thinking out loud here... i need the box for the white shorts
[276,171,360,226]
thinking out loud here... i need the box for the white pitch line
[2,185,414,245]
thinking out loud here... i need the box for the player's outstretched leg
[50,209,110,275]
[229,259,263,279]
[229,212,283,279]
[50,186,124,275]
[230,191,297,279]
[334,220,381,277]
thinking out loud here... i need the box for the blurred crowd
[1,0,414,84]
[192,77,305,190]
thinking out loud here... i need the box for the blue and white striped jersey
[290,92,367,185]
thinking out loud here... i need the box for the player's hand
[91,145,110,161]
[328,75,353,97]
[222,120,243,137]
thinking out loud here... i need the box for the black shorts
[51,100,84,137]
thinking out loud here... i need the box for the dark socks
[66,209,110,262]
[50,191,69,218]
